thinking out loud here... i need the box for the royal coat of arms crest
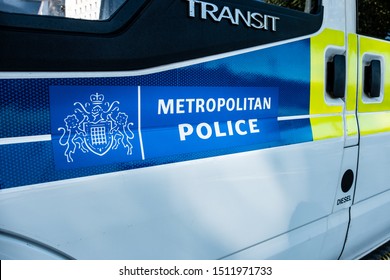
[57,92,135,163]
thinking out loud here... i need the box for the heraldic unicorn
[57,92,135,163]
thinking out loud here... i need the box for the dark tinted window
[357,0,390,41]
[261,0,321,14]
[0,0,127,20]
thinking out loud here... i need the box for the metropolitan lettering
[158,97,272,114]
[187,0,280,31]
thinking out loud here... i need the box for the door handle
[364,60,381,98]
[326,54,346,98]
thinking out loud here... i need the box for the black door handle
[364,60,381,98]
[326,54,346,98]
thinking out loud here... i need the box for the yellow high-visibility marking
[358,36,390,113]
[346,114,359,137]
[310,29,345,141]
[359,112,390,136]
[346,34,358,113]
[310,115,344,140]
[357,36,390,135]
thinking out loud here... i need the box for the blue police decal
[50,85,279,169]
[141,86,280,158]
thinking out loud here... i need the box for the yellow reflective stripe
[310,115,344,141]
[358,112,390,136]
[346,34,358,113]
[310,29,344,116]
[346,113,358,137]
[310,29,345,141]
[358,36,390,113]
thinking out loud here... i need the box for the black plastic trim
[326,54,346,98]
[341,169,354,193]
[364,60,382,98]
[0,0,150,34]
[0,0,324,72]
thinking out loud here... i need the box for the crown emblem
[90,93,104,105]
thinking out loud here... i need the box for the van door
[341,0,390,259]
[0,0,355,259]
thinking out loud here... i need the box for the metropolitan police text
[158,97,272,141]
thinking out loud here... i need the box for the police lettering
[187,0,280,31]
[178,119,260,141]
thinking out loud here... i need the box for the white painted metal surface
[0,139,344,259]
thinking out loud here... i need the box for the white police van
[0,0,389,260]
